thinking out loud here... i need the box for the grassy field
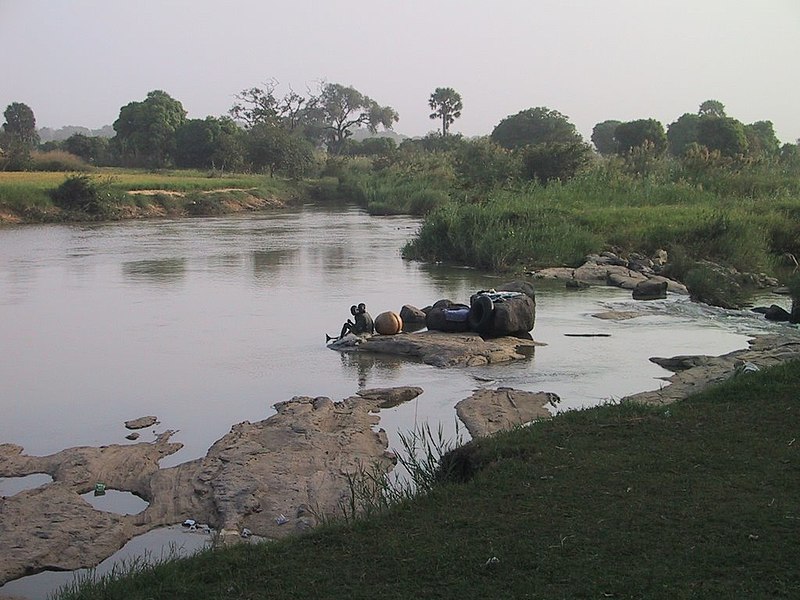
[55,358,800,600]
[0,169,305,222]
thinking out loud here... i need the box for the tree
[112,90,186,167]
[64,133,109,164]
[697,117,748,157]
[230,79,309,132]
[246,124,314,178]
[667,113,700,156]
[613,119,667,155]
[2,102,39,170]
[307,83,398,154]
[454,138,519,189]
[490,107,581,150]
[591,120,621,155]
[698,99,726,118]
[428,87,463,137]
[519,141,593,184]
[175,116,244,170]
[744,120,780,158]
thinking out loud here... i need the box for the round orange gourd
[374,311,403,335]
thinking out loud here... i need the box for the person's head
[357,303,366,313]
[350,305,358,316]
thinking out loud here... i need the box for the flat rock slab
[456,388,559,437]
[124,416,159,430]
[330,331,540,367]
[623,333,800,406]
[0,387,422,585]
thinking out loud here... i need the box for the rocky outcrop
[0,387,422,585]
[331,331,540,367]
[455,388,559,437]
[623,334,800,406]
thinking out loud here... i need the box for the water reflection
[339,352,405,389]
[121,258,187,283]
[251,248,298,279]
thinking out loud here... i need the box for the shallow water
[0,206,792,598]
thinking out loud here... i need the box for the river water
[0,206,791,598]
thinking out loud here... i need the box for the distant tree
[490,107,581,150]
[246,124,314,178]
[2,102,39,170]
[64,134,110,165]
[591,120,621,155]
[667,113,700,156]
[779,142,800,168]
[112,90,187,168]
[698,99,726,118]
[520,141,593,184]
[744,120,780,158]
[175,116,244,170]
[697,116,748,157]
[454,138,519,189]
[343,136,397,159]
[306,83,398,154]
[428,87,463,137]
[613,119,667,155]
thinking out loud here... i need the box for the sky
[2,0,799,143]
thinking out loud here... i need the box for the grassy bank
[56,358,800,599]
[0,169,309,223]
[403,170,800,275]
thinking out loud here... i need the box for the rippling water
[0,206,792,598]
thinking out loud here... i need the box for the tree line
[2,82,798,179]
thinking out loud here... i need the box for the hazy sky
[2,0,799,143]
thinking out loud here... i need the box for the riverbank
[0,170,311,224]
[44,343,800,599]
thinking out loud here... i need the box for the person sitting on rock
[337,303,374,339]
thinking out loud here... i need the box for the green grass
[0,169,306,222]
[56,359,800,599]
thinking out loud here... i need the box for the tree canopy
[490,107,581,150]
[308,83,398,154]
[113,90,187,167]
[591,120,621,155]
[428,87,463,137]
[614,119,667,155]
[697,116,748,157]
[667,113,701,156]
[698,99,726,118]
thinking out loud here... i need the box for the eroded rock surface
[0,387,422,585]
[124,415,159,429]
[330,331,540,367]
[456,388,558,437]
[623,334,800,406]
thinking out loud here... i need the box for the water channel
[0,205,791,599]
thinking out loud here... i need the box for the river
[0,205,790,598]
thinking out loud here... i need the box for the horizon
[2,0,799,144]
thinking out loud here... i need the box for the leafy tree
[454,138,518,189]
[112,90,187,167]
[744,120,780,158]
[175,116,244,170]
[519,141,593,184]
[698,99,726,118]
[613,119,667,155]
[591,120,621,155]
[779,142,800,168]
[697,117,748,157]
[307,83,398,154]
[2,102,39,170]
[246,124,314,178]
[428,87,463,137]
[64,133,109,164]
[490,107,581,150]
[667,113,700,156]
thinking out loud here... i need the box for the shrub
[48,174,112,215]
[31,150,89,172]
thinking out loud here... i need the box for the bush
[48,174,112,215]
[31,150,89,172]
[683,262,747,309]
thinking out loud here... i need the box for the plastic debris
[240,528,252,538]
[182,519,197,528]
[275,514,289,525]
[485,556,500,567]
[735,361,760,376]
[93,483,106,496]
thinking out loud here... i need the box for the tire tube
[468,295,494,332]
